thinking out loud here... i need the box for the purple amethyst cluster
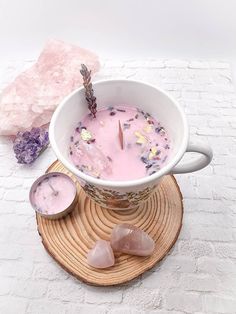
[13,127,49,164]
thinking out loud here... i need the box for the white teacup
[49,80,213,210]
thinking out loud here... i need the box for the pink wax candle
[29,172,77,219]
[69,105,171,181]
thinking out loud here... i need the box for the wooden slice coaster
[36,160,183,286]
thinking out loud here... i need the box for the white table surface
[0,58,236,314]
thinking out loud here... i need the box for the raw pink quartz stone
[111,224,155,256]
[0,40,100,135]
[87,240,115,269]
[71,140,112,177]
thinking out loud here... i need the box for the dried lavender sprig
[80,64,97,118]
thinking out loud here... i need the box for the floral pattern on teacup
[82,183,156,209]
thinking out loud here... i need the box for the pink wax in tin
[30,172,76,216]
[69,105,171,181]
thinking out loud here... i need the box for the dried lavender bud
[107,156,112,162]
[80,64,97,118]
[162,156,168,163]
[123,123,131,130]
[87,138,96,144]
[13,127,49,164]
[80,165,87,171]
[128,118,134,122]
[155,126,166,135]
[70,136,74,142]
[141,156,148,164]
[137,108,145,115]
[149,171,157,176]
[110,111,116,116]
[135,114,139,119]
[76,125,87,134]
[116,109,126,112]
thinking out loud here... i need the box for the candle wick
[48,182,59,196]
[118,120,124,150]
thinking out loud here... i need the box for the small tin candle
[29,172,77,219]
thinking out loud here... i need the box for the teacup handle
[171,140,213,174]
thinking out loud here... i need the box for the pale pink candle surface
[31,174,76,214]
[69,105,171,181]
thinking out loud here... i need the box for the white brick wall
[0,59,236,313]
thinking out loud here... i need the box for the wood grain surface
[36,160,183,286]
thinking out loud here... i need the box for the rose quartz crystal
[87,240,115,269]
[0,40,100,135]
[71,140,112,177]
[111,224,155,256]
